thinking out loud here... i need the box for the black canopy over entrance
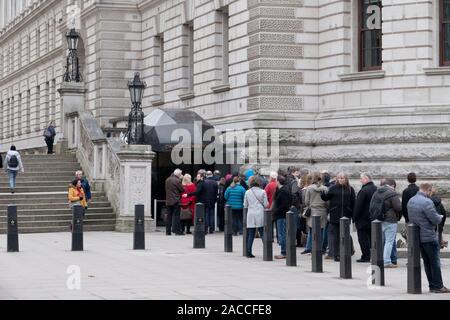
[143,108,229,225]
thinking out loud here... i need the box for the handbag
[303,207,311,218]
[180,207,193,220]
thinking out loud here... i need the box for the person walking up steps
[3,145,24,194]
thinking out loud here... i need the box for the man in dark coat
[203,171,219,233]
[272,175,292,259]
[401,172,419,223]
[353,172,377,262]
[165,168,185,235]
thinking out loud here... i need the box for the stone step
[19,155,77,160]
[0,197,109,205]
[0,186,79,193]
[0,218,115,228]
[0,224,116,234]
[0,190,105,201]
[397,248,450,259]
[0,213,116,222]
[0,202,111,209]
[0,171,81,176]
[0,207,114,215]
[0,183,74,188]
[398,221,450,234]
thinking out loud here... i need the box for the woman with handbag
[302,172,328,255]
[180,174,196,234]
[244,176,269,258]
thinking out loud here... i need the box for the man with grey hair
[408,182,448,293]
[353,172,377,262]
[75,170,92,206]
[165,168,185,235]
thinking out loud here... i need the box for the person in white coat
[3,145,24,194]
[244,176,269,258]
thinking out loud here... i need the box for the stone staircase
[0,153,116,233]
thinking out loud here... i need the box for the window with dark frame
[440,0,450,66]
[359,0,382,71]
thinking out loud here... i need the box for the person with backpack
[244,176,269,258]
[369,178,402,268]
[3,145,24,194]
[408,182,448,293]
[43,121,56,154]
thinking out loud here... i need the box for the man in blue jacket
[408,182,448,293]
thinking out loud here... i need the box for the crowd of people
[165,166,449,293]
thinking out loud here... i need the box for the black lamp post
[127,72,146,144]
[63,28,82,82]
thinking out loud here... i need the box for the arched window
[359,0,382,71]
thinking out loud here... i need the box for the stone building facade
[1,0,450,194]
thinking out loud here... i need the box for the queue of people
[163,167,448,293]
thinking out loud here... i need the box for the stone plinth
[115,144,156,232]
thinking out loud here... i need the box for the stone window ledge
[151,99,165,106]
[178,92,195,101]
[338,70,385,81]
[423,67,450,75]
[211,83,231,93]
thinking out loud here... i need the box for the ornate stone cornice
[0,0,61,42]
[0,47,63,86]
[80,1,140,21]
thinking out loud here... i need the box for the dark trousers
[166,204,182,235]
[45,138,54,154]
[420,240,444,290]
[330,222,354,259]
[181,219,192,233]
[247,227,264,256]
[232,209,243,234]
[217,203,225,231]
[357,224,372,260]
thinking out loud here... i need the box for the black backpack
[369,190,394,221]
[8,154,19,168]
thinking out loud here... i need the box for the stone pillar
[58,82,86,152]
[116,144,155,232]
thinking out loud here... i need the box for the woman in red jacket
[181,174,196,234]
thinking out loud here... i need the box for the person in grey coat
[244,176,269,258]
[408,182,448,293]
[302,172,328,254]
[3,145,24,194]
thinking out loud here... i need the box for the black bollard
[340,217,352,279]
[193,203,206,248]
[71,205,84,251]
[133,204,145,250]
[286,210,297,266]
[263,209,273,261]
[224,204,233,252]
[407,223,421,294]
[243,208,248,257]
[370,220,385,286]
[7,205,19,252]
[311,214,323,272]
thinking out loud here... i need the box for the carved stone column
[116,144,156,232]
[58,81,85,153]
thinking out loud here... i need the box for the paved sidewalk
[0,230,449,300]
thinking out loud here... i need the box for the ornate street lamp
[63,28,82,82]
[127,72,146,144]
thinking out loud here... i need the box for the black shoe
[430,287,450,293]
[166,233,172,236]
[186,231,192,234]
[246,254,255,258]
[175,232,185,236]
[357,258,370,263]
[301,250,311,255]
[209,230,214,234]
[233,232,238,236]
[334,257,340,262]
